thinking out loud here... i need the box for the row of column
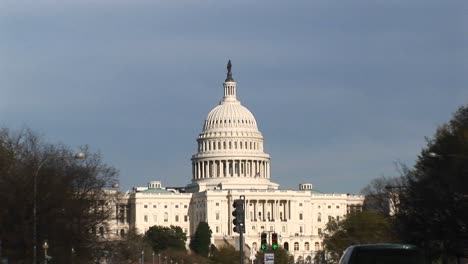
[192,159,270,179]
[198,140,261,152]
[244,199,291,222]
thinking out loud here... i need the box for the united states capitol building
[110,61,364,262]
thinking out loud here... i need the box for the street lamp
[32,152,85,264]
[42,240,49,264]
[428,152,468,159]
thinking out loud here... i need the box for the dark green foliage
[396,105,468,263]
[0,128,119,263]
[322,211,398,264]
[209,245,239,264]
[145,225,187,253]
[189,221,212,257]
[255,246,295,264]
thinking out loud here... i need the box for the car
[338,244,425,264]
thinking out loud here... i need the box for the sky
[1,0,467,194]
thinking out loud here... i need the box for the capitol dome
[203,101,259,133]
[188,61,278,192]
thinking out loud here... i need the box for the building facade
[113,61,364,262]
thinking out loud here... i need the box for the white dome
[188,61,277,192]
[203,101,259,132]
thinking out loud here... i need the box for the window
[270,226,274,231]
[153,205,156,208]
[337,216,340,221]
[175,215,179,222]
[216,203,219,206]
[317,213,321,222]
[328,205,331,209]
[216,212,220,220]
[164,213,168,222]
[318,228,322,235]
[216,226,219,233]
[175,205,179,208]
[144,215,148,222]
[164,205,167,208]
[99,226,105,237]
[305,242,310,251]
[294,242,299,251]
[328,216,333,222]
[336,205,340,209]
[315,242,320,251]
[299,213,303,220]
[184,215,188,222]
[144,205,148,208]
[252,226,256,230]
[282,226,286,232]
[252,242,257,251]
[299,203,303,206]
[184,205,188,208]
[300,226,303,233]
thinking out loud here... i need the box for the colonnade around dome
[192,159,270,180]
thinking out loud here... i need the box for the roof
[140,188,174,194]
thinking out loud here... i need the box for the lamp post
[428,152,468,159]
[42,240,49,264]
[71,247,75,264]
[141,250,144,264]
[32,152,85,264]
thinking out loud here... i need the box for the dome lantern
[223,60,237,103]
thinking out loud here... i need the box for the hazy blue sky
[2,0,467,193]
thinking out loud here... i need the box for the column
[221,160,225,177]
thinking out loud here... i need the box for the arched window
[252,242,257,251]
[317,213,321,222]
[284,242,289,251]
[223,141,226,149]
[304,242,310,250]
[294,242,299,251]
[315,242,320,251]
[120,229,125,237]
[99,226,105,237]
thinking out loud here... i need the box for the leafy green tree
[189,221,212,257]
[0,128,119,263]
[255,246,294,264]
[322,211,398,264]
[145,225,187,253]
[396,105,468,264]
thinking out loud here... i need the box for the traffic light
[260,232,267,250]
[232,199,245,233]
[272,233,278,250]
